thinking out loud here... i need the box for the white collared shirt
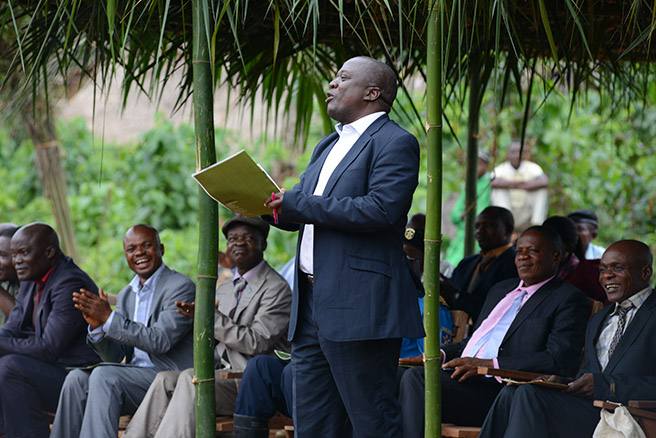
[299,111,386,275]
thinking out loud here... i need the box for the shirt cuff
[88,310,115,341]
[440,349,445,363]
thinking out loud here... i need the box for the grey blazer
[90,265,196,371]
[214,261,292,371]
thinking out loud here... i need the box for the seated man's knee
[0,354,24,381]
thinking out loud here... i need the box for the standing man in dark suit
[0,222,99,438]
[443,206,518,321]
[264,56,425,438]
[480,239,655,438]
[51,224,196,438]
[399,226,589,436]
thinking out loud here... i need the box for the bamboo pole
[424,1,443,437]
[191,1,218,437]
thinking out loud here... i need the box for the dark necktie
[607,303,634,363]
[229,278,247,320]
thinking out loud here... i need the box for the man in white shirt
[265,56,424,438]
[491,140,549,234]
[51,224,196,438]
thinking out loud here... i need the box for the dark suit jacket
[91,265,196,371]
[276,114,425,342]
[579,288,656,403]
[0,256,100,367]
[451,247,518,321]
[444,277,589,377]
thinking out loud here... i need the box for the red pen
[271,192,279,224]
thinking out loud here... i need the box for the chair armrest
[476,367,545,381]
[399,356,423,367]
[630,401,656,409]
[219,371,244,379]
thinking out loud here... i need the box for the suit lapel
[603,291,656,373]
[233,264,269,320]
[322,115,389,197]
[586,305,613,373]
[146,266,170,323]
[502,278,557,341]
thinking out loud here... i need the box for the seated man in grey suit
[399,226,590,437]
[51,224,196,438]
[123,214,292,438]
[480,239,656,438]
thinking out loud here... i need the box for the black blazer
[451,247,518,321]
[580,288,656,403]
[444,277,589,377]
[0,256,100,367]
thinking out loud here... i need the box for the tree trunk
[22,101,79,261]
[192,1,218,437]
[463,51,482,258]
[424,1,444,437]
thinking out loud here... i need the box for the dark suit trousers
[0,354,69,438]
[479,384,600,438]
[398,366,502,438]
[234,356,293,418]
[292,276,401,438]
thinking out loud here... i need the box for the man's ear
[641,264,653,282]
[45,245,55,260]
[552,250,562,267]
[160,243,165,257]
[364,86,381,102]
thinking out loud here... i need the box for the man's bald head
[0,223,18,235]
[351,56,398,111]
[11,223,62,281]
[599,240,653,303]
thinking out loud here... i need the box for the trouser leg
[79,365,158,438]
[50,368,91,438]
[122,370,183,438]
[234,356,289,418]
[0,354,68,438]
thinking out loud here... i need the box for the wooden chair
[594,400,656,438]
[450,309,472,344]
[588,298,605,316]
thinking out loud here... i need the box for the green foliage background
[0,83,654,294]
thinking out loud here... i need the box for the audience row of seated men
[0,217,291,438]
[0,203,649,438]
[399,225,590,437]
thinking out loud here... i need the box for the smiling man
[480,239,656,438]
[444,206,518,321]
[122,215,292,438]
[51,224,196,438]
[399,225,589,436]
[0,223,99,438]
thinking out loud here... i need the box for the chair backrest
[588,298,605,316]
[450,310,472,343]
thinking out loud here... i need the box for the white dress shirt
[299,111,386,275]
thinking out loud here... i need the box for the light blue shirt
[89,263,166,367]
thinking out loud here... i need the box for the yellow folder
[192,150,281,216]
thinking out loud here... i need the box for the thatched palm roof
[2,1,656,143]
